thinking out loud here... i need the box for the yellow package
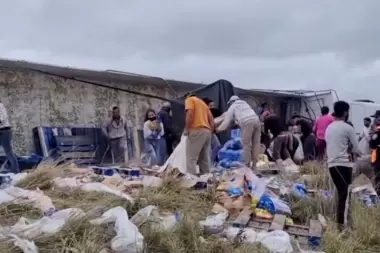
[255,208,273,219]
[285,217,294,225]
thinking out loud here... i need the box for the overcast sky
[1,0,380,101]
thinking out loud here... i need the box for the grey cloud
[0,0,380,101]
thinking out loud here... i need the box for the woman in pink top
[313,106,335,160]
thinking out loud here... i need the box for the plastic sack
[0,208,85,240]
[224,138,242,150]
[249,174,267,200]
[163,135,199,174]
[199,212,228,235]
[151,212,181,232]
[257,195,291,215]
[283,159,300,173]
[292,183,308,199]
[130,205,158,227]
[225,227,258,244]
[90,206,144,253]
[257,230,293,253]
[142,176,163,188]
[0,173,28,188]
[231,129,241,139]
[9,234,38,253]
[293,135,304,162]
[0,190,15,203]
[217,159,232,169]
[81,182,134,203]
[3,187,55,214]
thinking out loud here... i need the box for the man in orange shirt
[184,93,214,175]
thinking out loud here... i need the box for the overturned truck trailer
[170,79,338,144]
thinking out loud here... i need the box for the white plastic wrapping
[0,208,85,240]
[199,212,228,235]
[256,230,293,253]
[90,206,144,253]
[1,187,55,214]
[163,135,199,174]
[54,178,134,203]
[9,234,38,253]
[130,205,158,227]
[225,228,293,253]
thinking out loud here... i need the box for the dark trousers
[0,128,19,173]
[165,137,174,156]
[316,139,326,160]
[329,166,353,225]
[373,164,380,197]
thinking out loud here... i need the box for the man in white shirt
[0,101,19,173]
[217,95,261,168]
[358,117,371,155]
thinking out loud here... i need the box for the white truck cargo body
[349,101,380,135]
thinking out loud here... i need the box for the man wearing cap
[184,93,214,175]
[217,95,261,168]
[158,101,176,156]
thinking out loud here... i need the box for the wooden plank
[61,151,95,159]
[133,128,141,159]
[59,146,96,152]
[286,225,309,236]
[309,220,322,237]
[248,218,271,231]
[287,224,308,229]
[232,207,252,228]
[317,214,327,228]
[269,214,286,231]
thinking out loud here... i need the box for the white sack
[81,182,134,203]
[2,187,55,214]
[163,135,199,174]
[0,208,85,240]
[90,206,144,253]
[9,234,38,253]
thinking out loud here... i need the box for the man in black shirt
[158,102,176,156]
[369,111,380,196]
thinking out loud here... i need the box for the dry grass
[1,161,380,252]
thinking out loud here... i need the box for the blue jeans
[144,138,166,166]
[0,129,19,173]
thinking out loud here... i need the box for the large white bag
[163,135,199,174]
[293,134,304,162]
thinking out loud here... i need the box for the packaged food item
[254,208,273,219]
[285,217,294,225]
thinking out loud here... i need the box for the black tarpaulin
[170,79,235,144]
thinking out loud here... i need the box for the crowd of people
[136,95,380,231]
[3,95,380,231]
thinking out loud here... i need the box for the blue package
[231,129,241,139]
[227,187,243,197]
[224,138,242,150]
[257,194,292,215]
[218,148,229,160]
[292,183,308,198]
[257,195,276,214]
[217,159,231,169]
